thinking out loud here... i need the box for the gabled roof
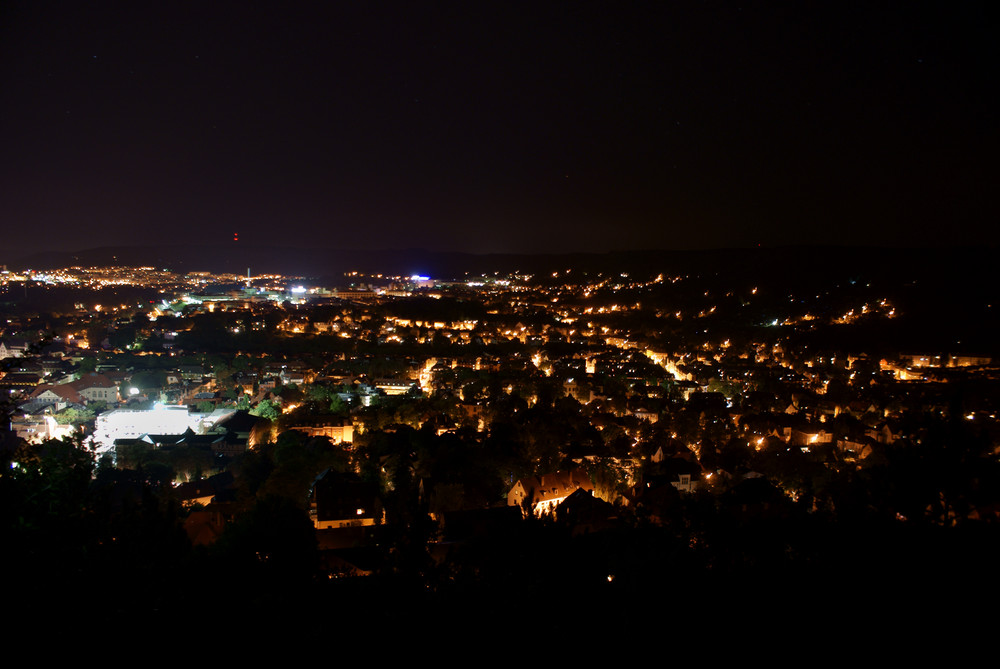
[557,487,613,517]
[31,383,83,404]
[511,468,594,505]
[68,372,117,391]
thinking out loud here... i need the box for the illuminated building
[508,468,594,516]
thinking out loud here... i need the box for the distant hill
[5,243,998,288]
[3,243,998,355]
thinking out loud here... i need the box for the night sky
[1,2,995,256]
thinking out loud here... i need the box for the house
[311,469,382,530]
[654,457,702,493]
[178,365,208,383]
[790,427,834,449]
[175,471,236,508]
[289,421,354,445]
[28,373,119,407]
[70,373,119,403]
[555,488,618,534]
[0,338,30,359]
[374,378,417,396]
[508,468,594,516]
[10,414,76,444]
[624,478,681,525]
[30,383,84,408]
[0,371,44,395]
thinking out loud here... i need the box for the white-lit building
[91,405,208,455]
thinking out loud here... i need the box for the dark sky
[1,2,995,255]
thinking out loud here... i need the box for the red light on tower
[234,232,239,242]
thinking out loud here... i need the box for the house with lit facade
[0,338,30,359]
[508,468,594,516]
[29,373,118,408]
